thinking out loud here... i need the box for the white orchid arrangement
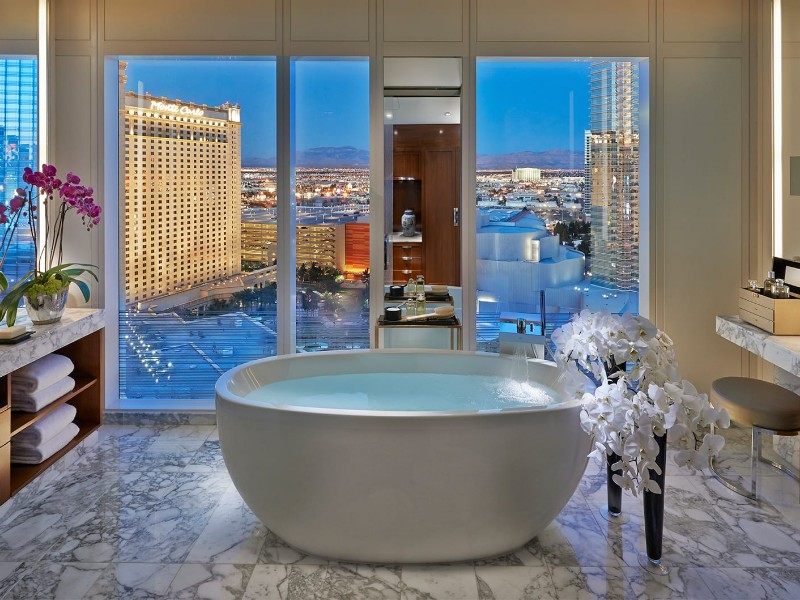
[552,310,730,495]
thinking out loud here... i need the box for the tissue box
[739,288,800,334]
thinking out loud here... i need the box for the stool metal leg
[751,428,760,498]
[708,423,759,501]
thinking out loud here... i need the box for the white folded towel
[11,422,80,464]
[11,376,76,413]
[10,354,74,394]
[12,404,77,446]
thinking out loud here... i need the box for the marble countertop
[716,315,800,376]
[0,308,105,377]
[389,232,422,244]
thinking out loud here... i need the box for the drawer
[739,288,776,310]
[0,409,8,446]
[738,296,773,321]
[392,268,423,283]
[739,307,775,334]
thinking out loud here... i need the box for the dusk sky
[124,58,590,163]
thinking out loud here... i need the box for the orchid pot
[0,165,101,327]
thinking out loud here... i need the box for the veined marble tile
[592,476,756,569]
[151,425,216,441]
[529,509,621,568]
[400,566,478,600]
[548,566,630,600]
[692,476,800,566]
[242,565,290,600]
[258,545,329,566]
[691,567,800,600]
[167,563,255,599]
[48,470,228,564]
[475,565,556,600]
[287,564,402,600]
[185,440,227,472]
[4,561,107,599]
[0,468,117,562]
[83,562,182,599]
[108,412,218,427]
[186,485,267,564]
[622,566,715,599]
[0,562,24,597]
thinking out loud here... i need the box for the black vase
[606,452,623,517]
[602,361,626,521]
[640,433,670,574]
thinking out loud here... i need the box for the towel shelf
[9,372,97,438]
[0,317,104,502]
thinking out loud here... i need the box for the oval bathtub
[215,350,590,563]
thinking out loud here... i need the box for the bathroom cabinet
[391,124,460,285]
[0,309,104,503]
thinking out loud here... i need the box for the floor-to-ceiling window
[475,59,646,354]
[118,58,276,407]
[0,58,37,295]
[293,58,370,352]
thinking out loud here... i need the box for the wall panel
[290,0,369,41]
[104,0,276,41]
[782,58,800,260]
[476,0,649,42]
[0,0,37,40]
[662,57,743,392]
[383,0,462,42]
[54,54,100,303]
[785,0,800,43]
[55,0,92,41]
[663,0,742,42]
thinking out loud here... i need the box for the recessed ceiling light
[444,111,451,116]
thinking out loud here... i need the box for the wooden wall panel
[782,59,800,260]
[55,0,92,41]
[662,57,743,393]
[383,0,462,42]
[344,222,370,273]
[663,0,742,42]
[476,0,649,42]
[290,0,369,42]
[104,0,276,41]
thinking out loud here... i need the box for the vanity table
[716,315,800,467]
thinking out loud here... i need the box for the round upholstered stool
[708,377,800,501]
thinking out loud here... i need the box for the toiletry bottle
[416,275,425,314]
[764,271,778,296]
[776,279,791,299]
[407,277,415,297]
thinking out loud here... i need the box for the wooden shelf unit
[0,327,104,502]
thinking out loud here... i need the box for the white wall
[5,0,787,395]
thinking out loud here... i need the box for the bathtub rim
[215,348,584,418]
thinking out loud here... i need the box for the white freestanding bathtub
[215,350,589,563]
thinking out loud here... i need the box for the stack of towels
[11,354,76,413]
[11,404,79,464]
[10,354,79,465]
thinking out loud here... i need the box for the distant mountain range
[243,146,583,170]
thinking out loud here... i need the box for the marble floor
[0,423,799,599]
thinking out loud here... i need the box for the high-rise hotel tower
[587,61,639,291]
[121,64,242,304]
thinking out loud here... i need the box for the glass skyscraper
[0,58,37,288]
[587,61,639,291]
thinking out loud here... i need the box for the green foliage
[0,263,97,326]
